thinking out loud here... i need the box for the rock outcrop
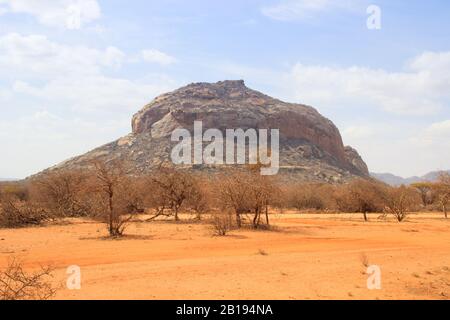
[41,80,369,183]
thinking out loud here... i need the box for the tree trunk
[108,188,114,236]
[444,204,448,219]
[265,204,269,225]
[253,214,258,229]
[174,207,179,221]
[363,211,368,222]
[236,212,241,228]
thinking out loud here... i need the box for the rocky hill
[41,80,369,183]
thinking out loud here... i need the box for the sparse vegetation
[384,186,421,222]
[33,171,92,218]
[0,258,57,300]
[90,160,142,237]
[0,190,50,228]
[212,211,233,236]
[147,167,198,221]
[434,173,450,219]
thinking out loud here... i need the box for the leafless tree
[147,168,197,221]
[33,170,91,217]
[216,170,252,228]
[411,182,434,207]
[216,167,278,229]
[0,192,50,228]
[185,178,211,220]
[90,160,141,237]
[0,257,57,300]
[384,186,421,222]
[212,211,233,236]
[434,173,450,219]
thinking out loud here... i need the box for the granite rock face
[42,80,369,183]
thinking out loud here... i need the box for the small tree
[148,168,196,221]
[216,170,252,228]
[185,178,211,220]
[334,179,388,219]
[91,160,141,237]
[212,211,233,236]
[384,186,420,222]
[33,171,91,217]
[434,173,450,219]
[0,192,50,228]
[411,182,434,207]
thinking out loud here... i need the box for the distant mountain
[371,170,450,186]
[0,178,17,182]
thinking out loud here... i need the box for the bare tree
[0,258,57,300]
[33,171,91,217]
[91,160,141,237]
[384,186,421,222]
[247,168,278,229]
[411,182,434,207]
[0,192,50,228]
[435,173,450,219]
[148,168,196,221]
[216,167,278,229]
[185,177,211,220]
[216,170,252,228]
[212,211,233,236]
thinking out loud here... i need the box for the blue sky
[0,0,449,178]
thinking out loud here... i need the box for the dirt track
[0,213,449,300]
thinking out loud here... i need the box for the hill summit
[44,80,369,183]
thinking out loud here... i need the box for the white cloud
[338,121,450,177]
[0,33,125,78]
[0,110,131,178]
[286,52,450,115]
[342,125,374,139]
[0,33,177,113]
[261,0,360,21]
[0,33,179,178]
[141,49,177,66]
[0,0,101,29]
[423,120,450,144]
[12,75,176,113]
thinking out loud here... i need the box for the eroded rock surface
[41,80,369,182]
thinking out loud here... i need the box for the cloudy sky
[0,0,449,179]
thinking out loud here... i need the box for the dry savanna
[1,164,449,300]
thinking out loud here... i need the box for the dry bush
[146,168,197,221]
[434,173,450,219]
[90,160,143,237]
[212,211,234,236]
[0,193,50,228]
[334,179,388,218]
[0,183,29,201]
[284,183,336,212]
[216,167,279,229]
[247,170,279,229]
[384,186,421,222]
[215,170,252,228]
[31,171,93,218]
[0,258,57,300]
[411,182,435,207]
[185,177,212,220]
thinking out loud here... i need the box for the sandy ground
[0,212,449,300]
